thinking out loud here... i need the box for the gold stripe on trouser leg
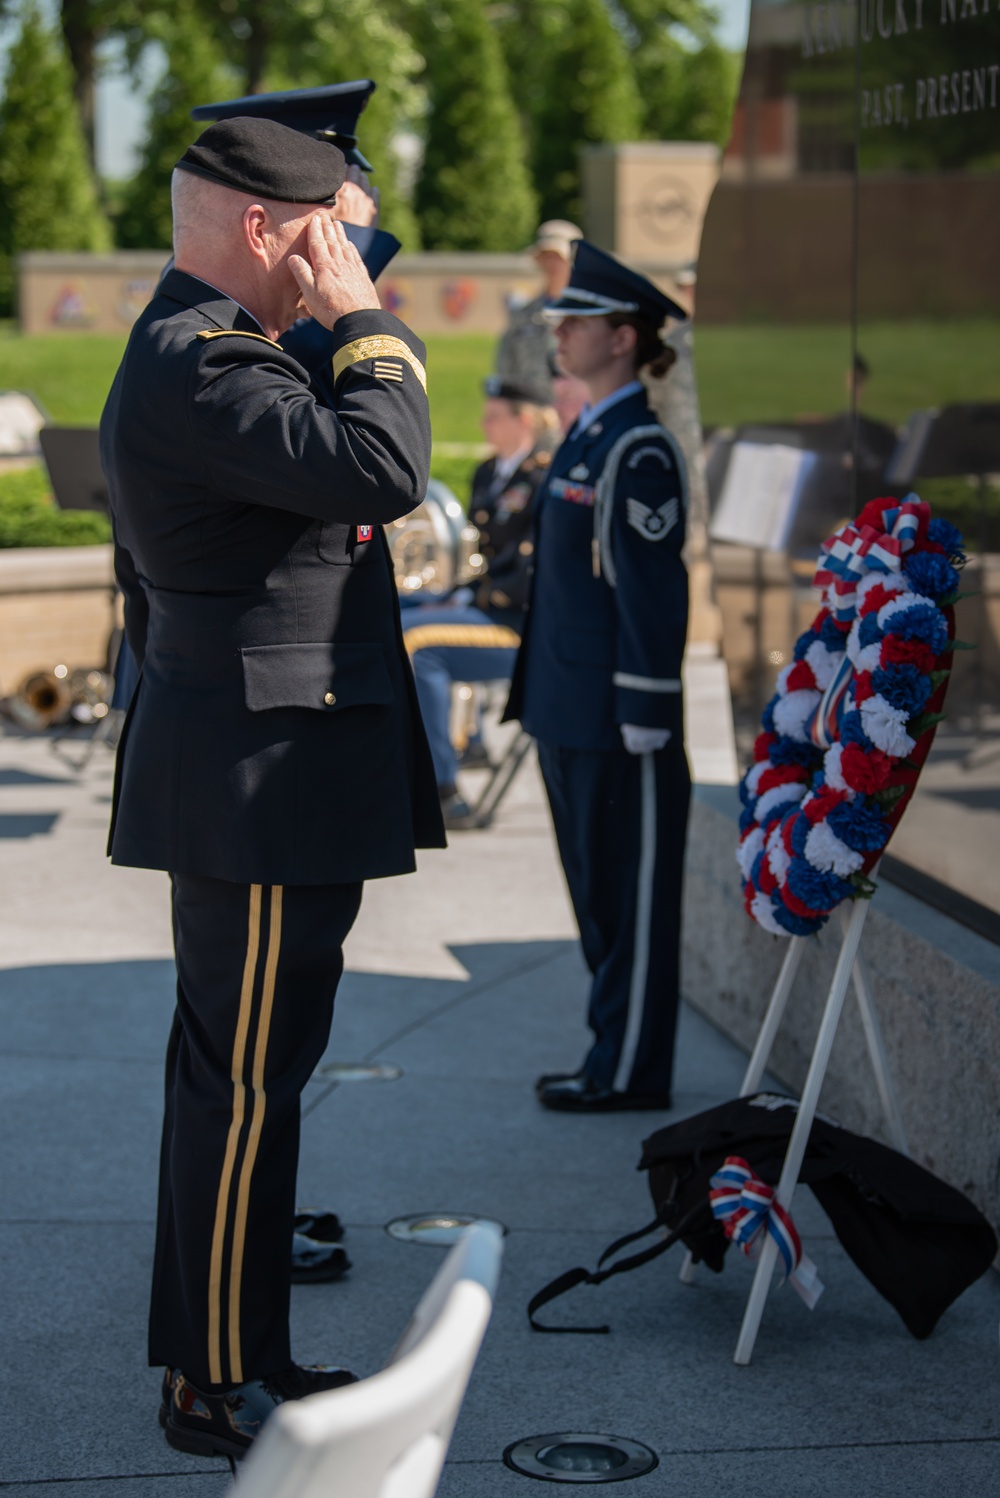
[207,884,262,1386]
[227,885,283,1384]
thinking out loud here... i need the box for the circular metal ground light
[503,1434,658,1484]
[316,1062,402,1083]
[385,1213,507,1247]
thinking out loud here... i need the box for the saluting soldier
[100,117,443,1458]
[504,241,691,1113]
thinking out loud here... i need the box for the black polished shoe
[534,1067,584,1095]
[458,740,492,769]
[293,1209,344,1243]
[441,791,479,830]
[291,1232,352,1283]
[165,1362,357,1460]
[158,1367,176,1428]
[537,1074,672,1112]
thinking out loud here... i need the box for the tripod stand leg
[472,731,532,827]
[680,936,807,1287]
[733,897,871,1365]
[848,933,909,1155]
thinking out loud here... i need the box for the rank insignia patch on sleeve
[626,496,679,541]
[372,359,404,383]
[357,524,374,542]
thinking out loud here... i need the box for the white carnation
[857,571,909,605]
[744,761,767,798]
[854,642,883,674]
[776,662,795,694]
[877,591,935,631]
[752,891,789,937]
[736,827,765,880]
[860,695,915,757]
[804,640,839,690]
[823,742,856,798]
[773,688,821,743]
[766,822,791,885]
[804,821,864,878]
[755,781,807,825]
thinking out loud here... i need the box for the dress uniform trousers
[149,876,362,1390]
[536,737,690,1097]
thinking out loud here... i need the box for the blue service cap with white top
[542,240,688,326]
[192,81,376,171]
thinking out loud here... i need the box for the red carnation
[803,787,845,824]
[859,583,894,616]
[757,764,807,796]
[744,886,755,914]
[782,818,797,854]
[856,498,893,532]
[786,661,817,692]
[758,858,778,895]
[754,731,778,762]
[853,671,875,704]
[840,742,893,794]
[814,607,831,628]
[781,885,833,919]
[918,539,945,556]
[881,635,935,672]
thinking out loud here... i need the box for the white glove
[621,723,671,755]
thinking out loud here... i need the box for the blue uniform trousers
[536,738,690,1097]
[403,605,519,788]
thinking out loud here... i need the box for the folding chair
[232,1221,503,1498]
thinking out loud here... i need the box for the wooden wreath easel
[681,872,909,1365]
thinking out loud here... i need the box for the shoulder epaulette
[196,329,284,350]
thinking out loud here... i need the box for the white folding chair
[232,1221,503,1498]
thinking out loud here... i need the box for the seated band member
[402,378,557,825]
[504,241,692,1113]
[100,117,443,1459]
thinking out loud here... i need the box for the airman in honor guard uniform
[100,116,443,1459]
[504,242,692,1113]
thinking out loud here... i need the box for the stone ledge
[0,545,114,594]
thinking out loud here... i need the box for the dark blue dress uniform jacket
[100,269,445,886]
[505,389,688,750]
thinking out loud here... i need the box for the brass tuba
[6,664,113,731]
[386,479,485,598]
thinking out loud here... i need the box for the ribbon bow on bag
[709,1156,824,1309]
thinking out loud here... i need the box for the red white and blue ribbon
[814,499,926,623]
[709,1156,824,1309]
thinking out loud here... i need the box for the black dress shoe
[291,1232,352,1283]
[534,1067,584,1095]
[165,1362,357,1460]
[158,1367,175,1428]
[293,1209,344,1243]
[537,1074,672,1112]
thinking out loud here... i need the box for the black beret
[176,117,347,205]
[483,374,552,406]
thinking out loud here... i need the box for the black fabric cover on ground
[528,1092,997,1340]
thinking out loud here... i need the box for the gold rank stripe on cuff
[332,335,427,392]
[403,623,522,656]
[196,329,284,350]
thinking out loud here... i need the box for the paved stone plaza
[1,725,998,1497]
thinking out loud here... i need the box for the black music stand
[38,426,108,512]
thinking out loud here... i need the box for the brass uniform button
[324,691,336,706]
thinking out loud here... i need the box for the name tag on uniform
[550,477,596,508]
[357,524,374,542]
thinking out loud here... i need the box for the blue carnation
[761,693,779,734]
[771,895,825,937]
[739,774,754,807]
[871,662,932,717]
[902,550,959,600]
[770,737,822,769]
[820,615,848,650]
[760,795,803,830]
[739,805,757,834]
[888,601,949,654]
[838,710,872,748]
[827,798,891,852]
[927,517,966,560]
[750,851,766,887]
[793,627,821,662]
[858,612,883,648]
[786,860,854,912]
[790,815,811,857]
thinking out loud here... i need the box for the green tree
[115,6,232,249]
[413,0,536,251]
[617,0,739,146]
[530,0,641,224]
[0,2,112,314]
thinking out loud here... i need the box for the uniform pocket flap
[241,642,393,712]
[555,627,613,667]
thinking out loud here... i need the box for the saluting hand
[289,215,380,329]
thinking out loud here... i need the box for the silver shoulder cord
[592,423,689,587]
